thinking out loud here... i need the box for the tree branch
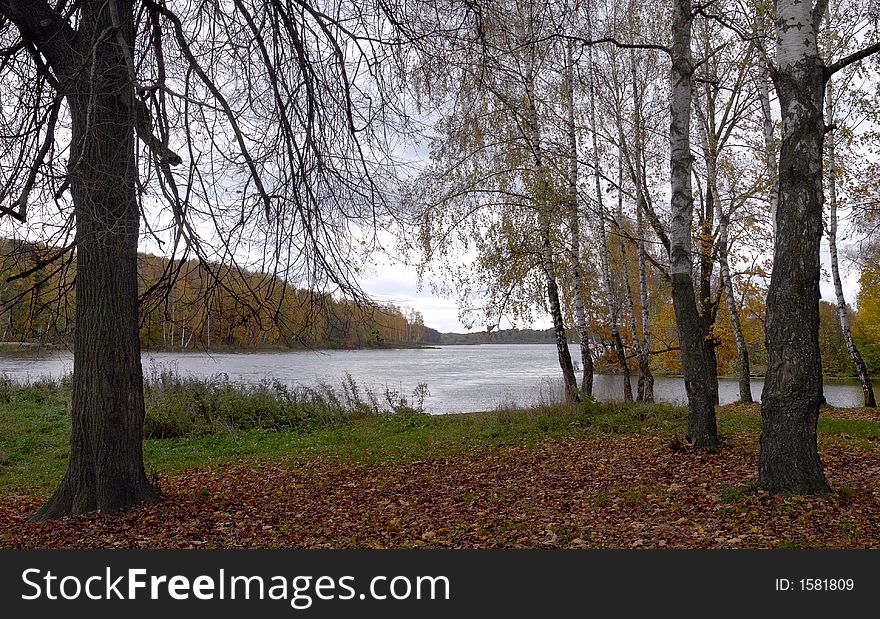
[825,42,880,80]
[0,0,75,81]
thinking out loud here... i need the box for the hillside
[0,239,431,351]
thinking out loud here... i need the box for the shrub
[141,366,429,438]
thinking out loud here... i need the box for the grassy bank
[2,374,879,496]
[3,375,880,548]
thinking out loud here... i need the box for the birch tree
[564,17,595,395]
[669,0,717,448]
[586,14,634,401]
[691,11,766,404]
[823,1,876,407]
[759,0,880,493]
[411,0,583,401]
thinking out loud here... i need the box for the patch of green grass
[0,377,71,493]
[3,375,880,496]
[720,483,758,504]
[816,418,880,449]
[834,519,862,540]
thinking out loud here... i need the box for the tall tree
[586,7,633,401]
[629,44,655,402]
[410,0,586,401]
[823,3,876,408]
[759,0,880,493]
[669,0,717,448]
[0,0,406,519]
[692,13,761,404]
[564,31,596,396]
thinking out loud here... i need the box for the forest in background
[0,238,428,351]
[4,236,880,379]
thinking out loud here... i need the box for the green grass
[1,376,879,495]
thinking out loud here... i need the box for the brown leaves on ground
[721,401,880,423]
[2,431,878,549]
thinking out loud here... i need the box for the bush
[142,366,429,438]
[0,374,66,405]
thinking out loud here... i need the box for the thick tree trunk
[758,0,830,494]
[825,79,876,407]
[565,36,594,396]
[669,0,717,448]
[30,1,160,521]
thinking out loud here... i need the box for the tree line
[0,238,428,350]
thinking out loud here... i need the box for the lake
[0,344,865,413]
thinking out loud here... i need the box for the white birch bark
[586,9,631,401]
[825,63,876,407]
[565,33,595,396]
[630,52,654,402]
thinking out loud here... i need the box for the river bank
[1,377,878,548]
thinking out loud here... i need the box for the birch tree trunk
[587,17,631,402]
[525,49,579,403]
[825,78,876,407]
[669,0,717,448]
[696,99,753,403]
[565,36,595,396]
[618,148,640,401]
[630,50,654,401]
[636,194,655,402]
[759,0,829,493]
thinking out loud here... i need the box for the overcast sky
[357,236,865,334]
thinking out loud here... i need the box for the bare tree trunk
[699,187,720,406]
[565,36,594,396]
[669,0,717,448]
[759,0,830,494]
[30,0,160,520]
[825,77,876,407]
[587,20,631,402]
[694,85,719,406]
[696,102,753,403]
[629,50,654,402]
[636,197,654,402]
[718,209,753,403]
[542,221,580,404]
[524,46,579,403]
[617,150,641,401]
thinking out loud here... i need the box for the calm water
[0,344,865,413]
